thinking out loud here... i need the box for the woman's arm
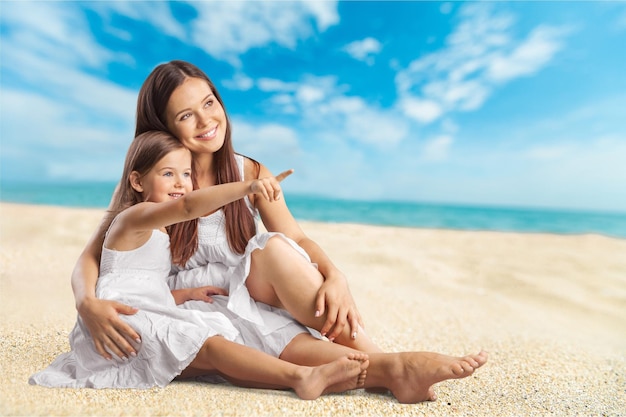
[246,160,364,341]
[72,186,142,361]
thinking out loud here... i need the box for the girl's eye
[164,172,174,177]
[183,172,191,178]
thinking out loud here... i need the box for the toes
[475,351,489,365]
[428,387,437,401]
[357,370,367,387]
[465,357,480,368]
[461,361,474,374]
[451,363,465,376]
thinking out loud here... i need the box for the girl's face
[135,148,193,203]
[165,77,227,156]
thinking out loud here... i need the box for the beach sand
[0,202,624,416]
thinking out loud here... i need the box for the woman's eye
[180,113,191,121]
[204,100,213,108]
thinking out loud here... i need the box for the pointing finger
[275,169,294,182]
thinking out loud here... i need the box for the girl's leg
[178,335,368,400]
[280,334,489,404]
[245,236,381,352]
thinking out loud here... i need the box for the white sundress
[29,230,240,389]
[170,155,322,357]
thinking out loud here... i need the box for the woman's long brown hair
[110,131,198,266]
[135,60,258,258]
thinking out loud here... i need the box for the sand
[0,202,624,416]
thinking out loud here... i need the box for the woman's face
[165,77,227,156]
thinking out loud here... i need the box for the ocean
[2,181,626,239]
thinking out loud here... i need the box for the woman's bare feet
[380,350,488,404]
[293,353,370,400]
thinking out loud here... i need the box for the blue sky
[1,1,625,213]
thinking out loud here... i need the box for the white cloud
[343,37,382,64]
[88,1,186,40]
[189,1,339,65]
[395,3,570,124]
[341,102,408,148]
[231,120,303,171]
[222,73,254,91]
[296,85,326,103]
[262,76,409,148]
[301,0,340,30]
[49,1,339,69]
[257,78,299,92]
[487,25,568,82]
[525,144,573,160]
[1,2,118,69]
[2,48,136,123]
[399,97,443,124]
[1,89,133,181]
[423,135,453,161]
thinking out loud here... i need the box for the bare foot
[293,354,368,400]
[387,350,488,404]
[323,352,370,394]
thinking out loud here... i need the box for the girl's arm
[72,186,142,361]
[171,286,228,305]
[246,160,364,341]
[116,170,293,234]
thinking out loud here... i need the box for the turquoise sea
[2,181,626,239]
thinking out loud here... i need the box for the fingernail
[329,337,335,342]
[315,311,321,317]
[130,352,137,357]
[135,338,141,343]
[352,332,357,339]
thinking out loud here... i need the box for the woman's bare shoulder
[241,155,269,180]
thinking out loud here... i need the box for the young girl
[29,130,369,399]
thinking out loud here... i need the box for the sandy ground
[0,202,624,416]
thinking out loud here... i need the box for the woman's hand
[250,169,293,202]
[77,297,140,360]
[314,272,364,342]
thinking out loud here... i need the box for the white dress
[170,155,322,357]
[29,230,240,389]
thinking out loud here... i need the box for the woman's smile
[196,125,218,140]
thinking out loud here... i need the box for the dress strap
[234,154,259,219]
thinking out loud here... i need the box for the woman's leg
[178,335,369,400]
[245,236,381,352]
[280,334,489,404]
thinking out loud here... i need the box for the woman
[72,60,487,403]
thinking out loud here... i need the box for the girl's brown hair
[136,60,258,256]
[111,130,198,266]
